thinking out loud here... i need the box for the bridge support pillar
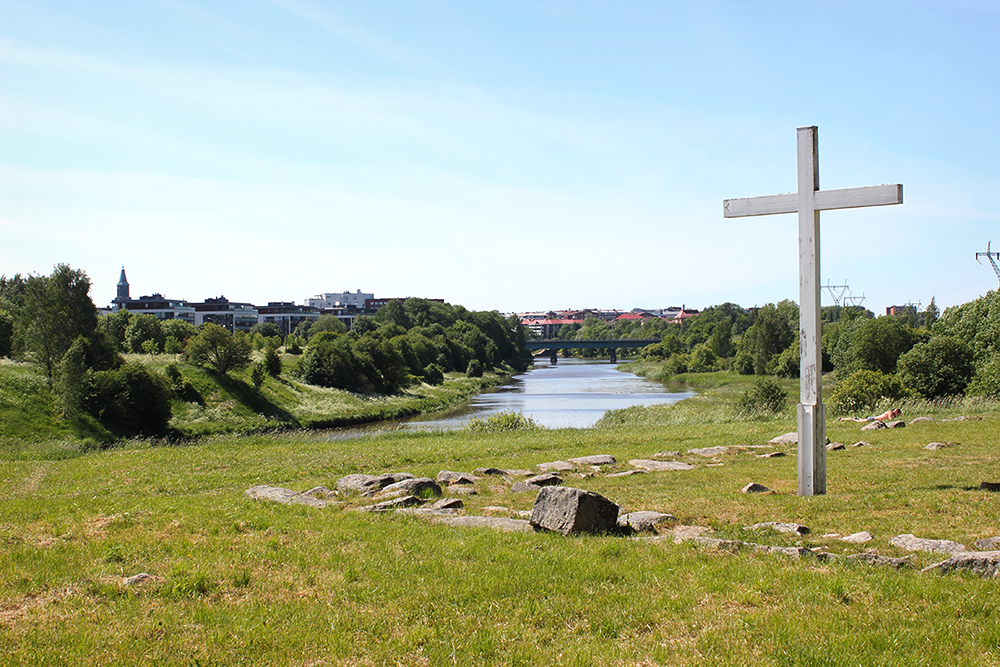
[549,349,558,364]
[610,348,617,363]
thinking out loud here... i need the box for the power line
[976,241,1000,287]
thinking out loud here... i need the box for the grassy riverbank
[3,369,1000,664]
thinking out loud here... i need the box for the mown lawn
[2,376,1000,665]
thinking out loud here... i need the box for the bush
[85,362,172,437]
[251,362,266,390]
[896,335,974,398]
[422,363,444,386]
[466,358,484,378]
[466,410,541,433]
[264,346,282,377]
[967,355,1000,398]
[736,378,787,418]
[828,369,913,416]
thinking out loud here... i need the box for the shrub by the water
[422,363,444,386]
[828,369,912,416]
[84,362,172,437]
[466,410,541,433]
[466,358,484,378]
[736,378,787,418]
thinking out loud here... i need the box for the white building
[307,290,374,309]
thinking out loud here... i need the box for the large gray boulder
[567,455,616,466]
[890,533,967,555]
[529,486,620,536]
[244,485,335,508]
[628,459,695,472]
[380,477,442,497]
[336,472,413,495]
[923,551,1000,578]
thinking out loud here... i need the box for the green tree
[59,336,88,417]
[185,324,252,374]
[832,316,916,376]
[85,362,172,437]
[896,335,974,398]
[828,369,912,416]
[99,309,134,352]
[375,299,412,329]
[264,346,282,377]
[735,303,794,375]
[125,313,165,353]
[15,264,99,386]
[250,322,281,339]
[309,315,348,338]
[351,315,378,336]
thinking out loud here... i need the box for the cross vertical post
[723,125,902,496]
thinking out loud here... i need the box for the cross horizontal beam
[723,183,902,218]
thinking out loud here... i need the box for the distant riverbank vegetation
[0,265,531,445]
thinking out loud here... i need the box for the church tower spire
[115,266,130,306]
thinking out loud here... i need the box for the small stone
[607,470,646,478]
[768,432,798,445]
[449,487,478,496]
[525,472,563,487]
[380,477,442,497]
[851,441,872,448]
[975,537,1000,550]
[846,552,912,569]
[628,459,695,472]
[890,533,967,555]
[244,485,333,508]
[670,525,714,543]
[840,531,874,544]
[123,573,161,587]
[503,469,534,478]
[757,451,786,458]
[303,486,334,498]
[652,451,681,458]
[510,481,541,494]
[925,442,955,450]
[536,460,575,472]
[885,420,906,429]
[861,421,887,431]
[910,417,935,424]
[744,522,810,536]
[567,455,616,466]
[473,467,509,476]
[742,482,770,494]
[436,470,479,485]
[428,516,537,533]
[826,442,846,451]
[689,446,728,457]
[922,551,1000,578]
[426,498,464,510]
[364,495,422,512]
[617,511,677,533]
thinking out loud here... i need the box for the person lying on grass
[838,408,902,423]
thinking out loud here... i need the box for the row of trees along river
[3,264,999,441]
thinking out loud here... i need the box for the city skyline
[2,2,998,314]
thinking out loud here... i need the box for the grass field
[2,368,1000,665]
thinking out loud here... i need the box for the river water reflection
[405,358,695,430]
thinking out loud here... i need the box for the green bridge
[523,339,660,363]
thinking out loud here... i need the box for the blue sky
[2,1,998,315]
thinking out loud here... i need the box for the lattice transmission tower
[823,280,849,321]
[977,242,1000,287]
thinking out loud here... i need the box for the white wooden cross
[723,126,902,496]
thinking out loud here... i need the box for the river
[404,358,695,430]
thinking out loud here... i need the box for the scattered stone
[652,451,681,458]
[449,487,478,496]
[567,455,616,466]
[380,477,442,497]
[536,460,575,472]
[768,432,798,445]
[482,506,510,515]
[363,495,422,512]
[628,459,696,472]
[510,481,541,494]
[436,470,479,486]
[244,485,335,508]
[890,533,967,555]
[503,469,534,478]
[617,511,677,533]
[742,482,770,494]
[123,572,162,587]
[670,525,714,543]
[975,537,1000,550]
[885,420,906,429]
[851,441,873,448]
[861,421,887,431]
[845,552,912,569]
[925,442,955,451]
[757,451,786,458]
[706,463,724,467]
[944,415,982,422]
[529,486,620,536]
[473,467,508,476]
[910,417,935,424]
[689,446,728,457]
[980,482,1000,492]
[303,486,334,499]
[744,522,810,536]
[427,515,537,533]
[335,473,413,495]
[525,472,563,487]
[607,470,647,478]
[923,551,1000,578]
[841,531,874,544]
[826,442,846,451]
[426,498,464,510]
